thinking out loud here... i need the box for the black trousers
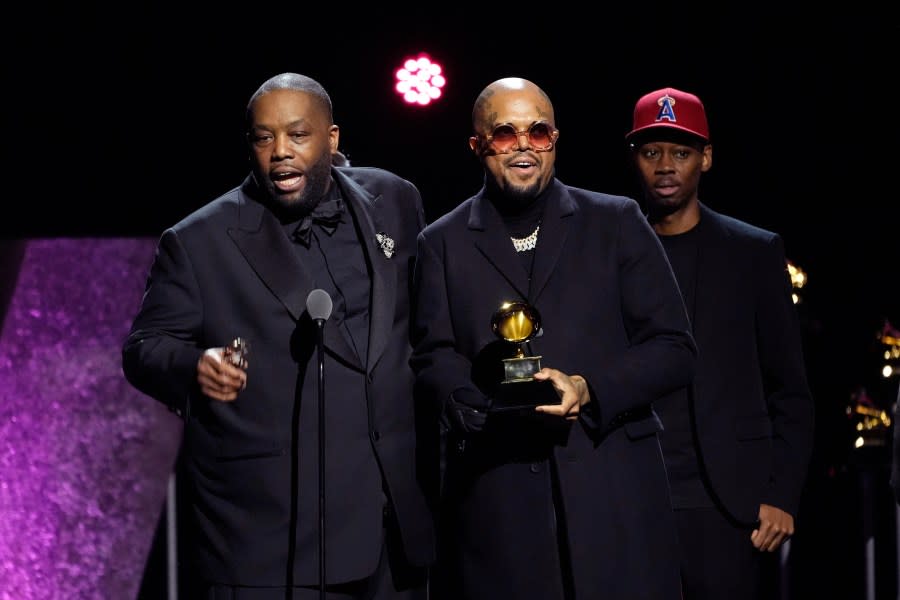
[204,521,427,600]
[675,506,777,600]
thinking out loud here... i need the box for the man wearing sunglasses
[410,77,696,599]
[626,87,814,600]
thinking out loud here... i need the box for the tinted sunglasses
[474,121,559,154]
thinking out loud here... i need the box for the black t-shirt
[656,224,712,509]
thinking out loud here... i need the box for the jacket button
[372,430,381,441]
[529,463,541,473]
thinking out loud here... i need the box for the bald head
[472,77,554,134]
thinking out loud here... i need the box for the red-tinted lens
[489,125,519,152]
[528,123,554,150]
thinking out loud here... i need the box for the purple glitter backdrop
[0,239,183,600]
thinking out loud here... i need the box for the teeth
[276,176,301,187]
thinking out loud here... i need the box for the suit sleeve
[410,229,488,424]
[121,228,206,415]
[582,200,698,430]
[756,234,815,515]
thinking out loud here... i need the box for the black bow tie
[292,197,346,246]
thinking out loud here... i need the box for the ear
[701,144,713,172]
[329,125,340,154]
[468,136,479,154]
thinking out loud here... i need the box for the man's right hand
[197,347,248,402]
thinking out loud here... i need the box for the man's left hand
[751,503,795,552]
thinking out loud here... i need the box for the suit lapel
[691,204,726,346]
[469,191,531,300]
[334,170,396,373]
[228,178,361,368]
[529,181,574,302]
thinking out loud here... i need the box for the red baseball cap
[626,87,709,143]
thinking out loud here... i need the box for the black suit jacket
[678,204,815,525]
[122,167,435,586]
[411,179,696,600]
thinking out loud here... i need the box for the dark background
[8,6,899,598]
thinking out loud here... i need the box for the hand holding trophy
[197,337,250,402]
[490,301,559,411]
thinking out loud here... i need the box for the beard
[486,173,544,206]
[257,152,334,216]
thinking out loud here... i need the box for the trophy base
[490,379,560,412]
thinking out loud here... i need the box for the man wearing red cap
[626,87,815,600]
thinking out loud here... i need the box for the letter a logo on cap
[656,94,677,123]
[626,87,710,142]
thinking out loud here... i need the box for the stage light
[846,387,891,448]
[394,53,445,107]
[878,320,900,378]
[786,259,807,305]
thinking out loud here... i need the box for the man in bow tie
[122,72,435,599]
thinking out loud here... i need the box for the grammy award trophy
[490,301,559,411]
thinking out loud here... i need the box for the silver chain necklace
[510,225,540,252]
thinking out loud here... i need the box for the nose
[272,134,293,159]
[515,130,531,151]
[655,151,676,172]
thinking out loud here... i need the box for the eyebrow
[251,118,310,131]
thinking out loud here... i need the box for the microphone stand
[306,287,332,600]
[315,316,326,600]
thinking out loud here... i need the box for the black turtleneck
[487,182,550,275]
[489,184,548,237]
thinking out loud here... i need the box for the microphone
[305,288,332,599]
[306,288,333,323]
